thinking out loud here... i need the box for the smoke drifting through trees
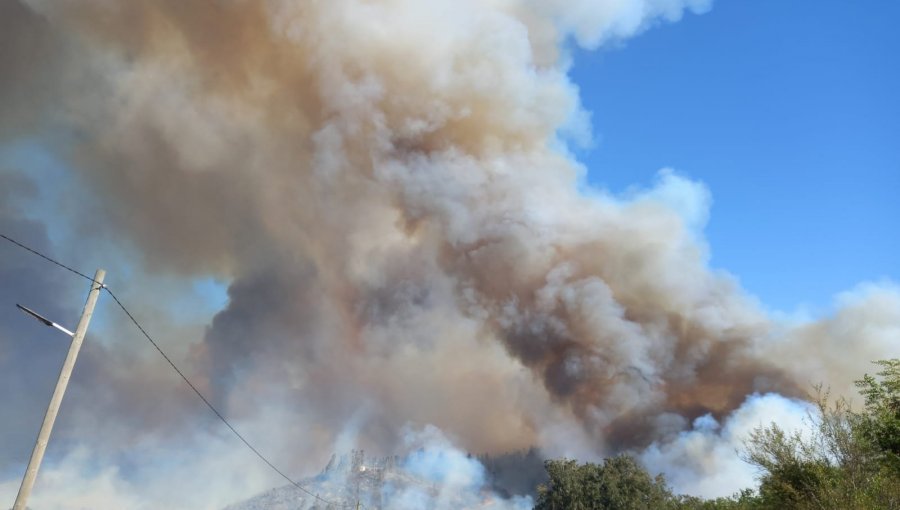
[1,0,898,507]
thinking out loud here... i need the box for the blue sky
[569,0,899,314]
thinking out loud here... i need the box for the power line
[1,234,97,283]
[103,289,347,507]
[1,233,355,509]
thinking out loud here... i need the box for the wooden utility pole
[13,269,106,510]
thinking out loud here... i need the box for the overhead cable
[1,233,356,508]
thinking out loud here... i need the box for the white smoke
[640,393,814,498]
[386,425,533,510]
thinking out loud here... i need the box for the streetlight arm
[16,304,75,337]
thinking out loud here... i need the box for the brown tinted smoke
[5,0,890,462]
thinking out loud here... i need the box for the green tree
[535,455,673,510]
[670,489,761,510]
[743,359,900,509]
[855,359,900,473]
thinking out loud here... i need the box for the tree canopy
[535,455,672,510]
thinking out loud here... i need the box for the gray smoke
[1,0,897,507]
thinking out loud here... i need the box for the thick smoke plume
[1,0,898,507]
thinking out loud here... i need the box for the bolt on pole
[13,269,106,510]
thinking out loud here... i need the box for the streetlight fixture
[16,304,75,337]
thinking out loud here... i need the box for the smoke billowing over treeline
[0,0,897,508]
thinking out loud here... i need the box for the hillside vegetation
[536,359,900,510]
